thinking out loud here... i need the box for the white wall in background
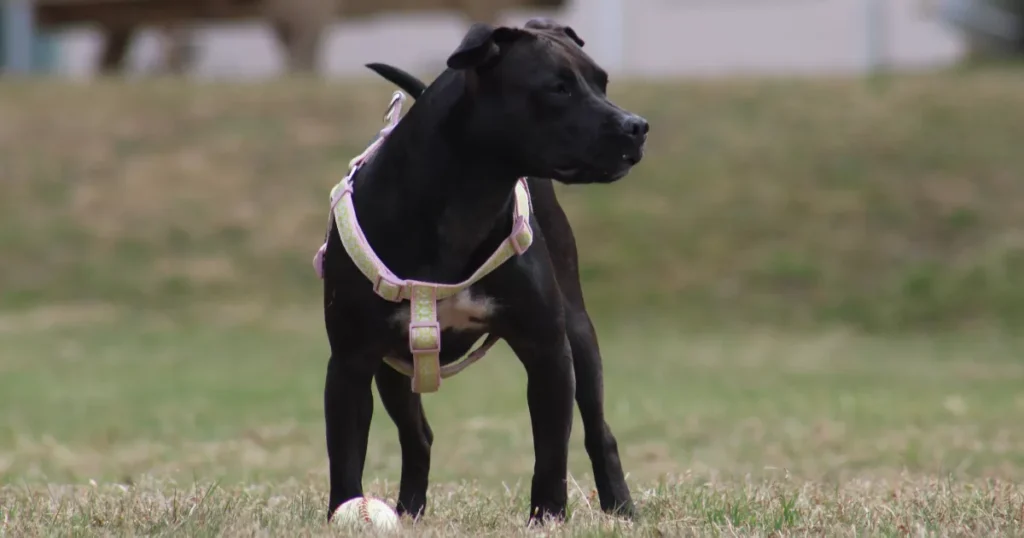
[48,0,966,79]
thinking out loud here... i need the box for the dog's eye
[550,82,571,96]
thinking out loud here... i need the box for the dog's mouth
[549,164,630,184]
[553,167,580,179]
[550,143,645,183]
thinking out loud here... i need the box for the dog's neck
[349,71,523,285]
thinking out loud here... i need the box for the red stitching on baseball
[360,498,372,523]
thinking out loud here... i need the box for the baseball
[331,496,401,534]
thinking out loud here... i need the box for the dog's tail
[365,63,426,99]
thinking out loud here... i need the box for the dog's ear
[562,26,585,48]
[446,23,525,70]
[524,18,585,48]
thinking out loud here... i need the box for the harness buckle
[408,321,442,354]
[373,274,404,302]
[384,91,404,124]
[508,215,532,256]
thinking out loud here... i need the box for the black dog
[319,18,649,524]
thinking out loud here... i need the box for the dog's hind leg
[565,308,637,518]
[374,365,433,519]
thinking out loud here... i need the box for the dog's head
[445,18,648,184]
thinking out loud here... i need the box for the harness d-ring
[384,91,404,125]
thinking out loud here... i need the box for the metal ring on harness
[384,91,404,124]
[382,334,500,380]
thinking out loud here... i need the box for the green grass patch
[1,311,1023,535]
[5,69,1024,535]
[4,69,1024,329]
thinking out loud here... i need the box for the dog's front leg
[565,307,636,518]
[505,332,576,524]
[324,353,376,520]
[375,364,433,519]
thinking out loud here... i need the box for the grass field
[4,67,1024,329]
[3,67,1024,535]
[2,310,1024,536]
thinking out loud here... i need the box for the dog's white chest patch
[390,290,496,333]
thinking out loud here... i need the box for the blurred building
[11,0,967,79]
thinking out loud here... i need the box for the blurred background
[3,2,1024,529]
[1,0,1018,78]
[3,0,1024,328]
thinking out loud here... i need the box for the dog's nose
[618,114,647,166]
[622,115,649,139]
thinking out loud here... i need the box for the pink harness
[312,91,535,393]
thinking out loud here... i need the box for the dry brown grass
[2,312,1024,535]
[3,474,1023,537]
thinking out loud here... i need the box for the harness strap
[382,334,499,380]
[336,178,533,303]
[313,91,534,394]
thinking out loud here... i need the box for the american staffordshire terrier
[316,17,649,524]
